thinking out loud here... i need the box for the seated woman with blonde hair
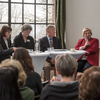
[75,28,99,73]
[0,59,34,100]
[13,47,43,96]
[79,66,100,100]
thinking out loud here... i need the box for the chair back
[34,94,40,100]
[42,80,49,87]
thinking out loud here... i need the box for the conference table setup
[30,52,50,76]
[29,49,87,76]
[48,49,86,60]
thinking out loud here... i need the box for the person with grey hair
[39,24,62,81]
[40,53,79,100]
[13,24,34,50]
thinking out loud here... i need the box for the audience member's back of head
[55,53,78,77]
[13,47,34,75]
[0,65,23,100]
[0,59,27,87]
[79,66,100,100]
[40,54,79,100]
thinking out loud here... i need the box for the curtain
[55,0,66,49]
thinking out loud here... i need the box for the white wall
[66,0,100,49]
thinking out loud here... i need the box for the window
[0,0,55,42]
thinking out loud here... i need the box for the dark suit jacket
[13,32,34,51]
[39,36,62,62]
[0,36,14,63]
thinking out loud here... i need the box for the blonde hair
[55,53,78,77]
[0,59,27,86]
[82,28,92,37]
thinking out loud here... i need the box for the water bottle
[35,42,40,52]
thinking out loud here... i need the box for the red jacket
[75,38,99,66]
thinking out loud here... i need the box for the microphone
[87,37,89,46]
[87,37,89,42]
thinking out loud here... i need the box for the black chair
[34,94,40,100]
[42,80,49,87]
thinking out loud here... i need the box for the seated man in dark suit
[39,24,62,81]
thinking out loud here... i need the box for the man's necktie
[50,38,53,47]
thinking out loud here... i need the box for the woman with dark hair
[0,25,17,63]
[79,66,100,100]
[0,65,23,100]
[0,59,34,100]
[13,47,43,96]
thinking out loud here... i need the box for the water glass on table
[27,49,33,53]
[47,47,54,52]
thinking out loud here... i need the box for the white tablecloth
[30,50,86,75]
[46,50,86,60]
[30,52,50,75]
[48,49,86,80]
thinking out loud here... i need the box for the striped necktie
[50,38,53,47]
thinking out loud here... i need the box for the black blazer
[13,32,35,51]
[39,36,62,62]
[0,36,14,63]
